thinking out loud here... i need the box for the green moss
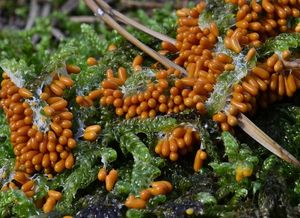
[1,1,300,218]
[258,33,300,59]
[118,133,161,195]
[0,110,13,164]
[0,190,40,217]
[198,0,237,35]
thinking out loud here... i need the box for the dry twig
[120,0,191,9]
[70,16,98,23]
[41,2,51,17]
[51,27,65,41]
[25,0,39,29]
[61,0,80,14]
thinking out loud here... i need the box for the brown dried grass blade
[95,0,176,45]
[238,113,300,167]
[84,0,187,75]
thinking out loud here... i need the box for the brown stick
[51,28,65,41]
[120,0,164,8]
[96,0,176,45]
[70,16,98,23]
[25,0,39,29]
[41,2,51,17]
[61,0,80,13]
[120,0,190,9]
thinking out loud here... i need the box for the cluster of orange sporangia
[235,164,253,182]
[39,74,76,174]
[212,49,300,131]
[0,74,36,174]
[0,72,76,214]
[82,63,206,120]
[0,72,76,175]
[86,68,125,109]
[1,171,35,197]
[164,1,300,132]
[173,1,299,78]
[78,5,220,119]
[42,190,63,213]
[267,51,300,97]
[97,168,118,191]
[0,171,64,214]
[158,2,237,132]
[81,7,232,119]
[96,167,173,209]
[212,0,300,131]
[125,181,173,209]
[83,124,102,141]
[224,0,300,52]
[174,2,221,76]
[74,57,101,108]
[214,1,300,130]
[154,126,203,163]
[193,148,207,172]
[75,59,126,108]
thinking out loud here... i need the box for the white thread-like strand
[96,7,104,16]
